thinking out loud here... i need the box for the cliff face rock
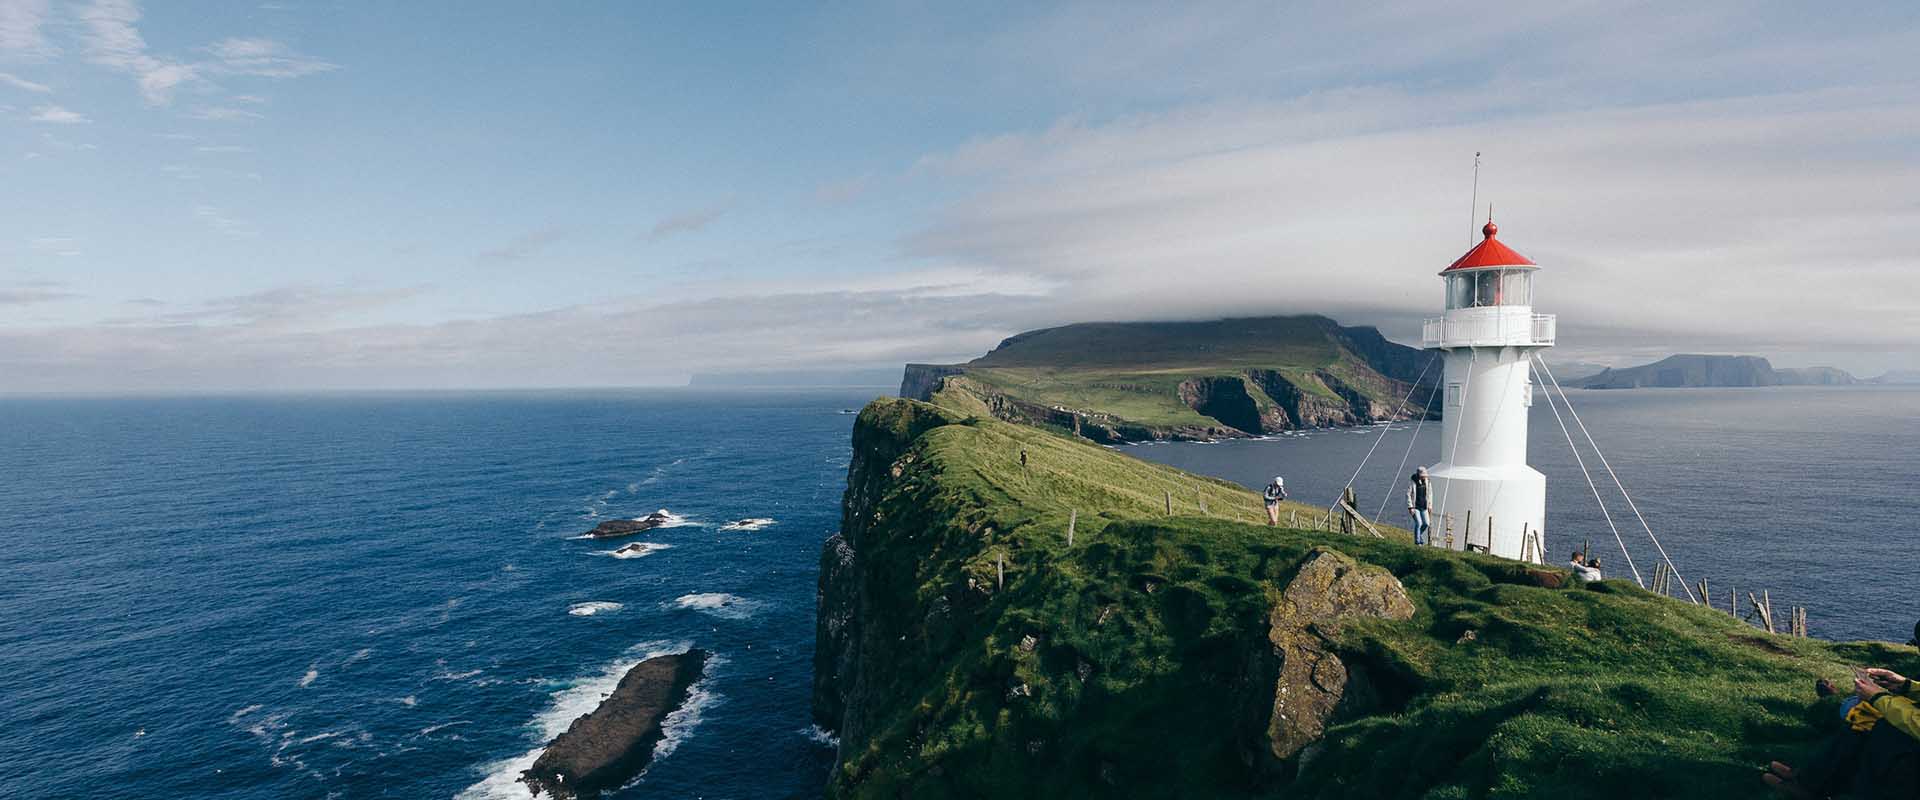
[522,649,708,799]
[1775,366,1858,386]
[1177,376,1266,435]
[1265,548,1415,760]
[899,364,966,401]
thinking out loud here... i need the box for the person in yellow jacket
[1764,668,1920,798]
[1860,668,1920,740]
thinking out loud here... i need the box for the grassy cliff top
[818,396,1917,799]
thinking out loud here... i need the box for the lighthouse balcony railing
[1422,313,1556,348]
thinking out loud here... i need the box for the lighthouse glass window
[1447,270,1532,308]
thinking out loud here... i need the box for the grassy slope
[827,397,1918,799]
[947,316,1375,429]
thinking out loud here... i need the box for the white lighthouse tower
[1421,217,1555,563]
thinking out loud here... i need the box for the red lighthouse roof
[1444,220,1536,272]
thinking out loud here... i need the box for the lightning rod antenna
[1469,151,1482,247]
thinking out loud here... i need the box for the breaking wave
[595,542,673,559]
[671,593,760,620]
[567,601,624,617]
[718,518,776,531]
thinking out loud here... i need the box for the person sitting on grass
[1584,556,1604,580]
[1909,621,1918,648]
[1763,668,1920,798]
[1262,477,1287,526]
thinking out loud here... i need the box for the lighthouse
[1421,218,1555,563]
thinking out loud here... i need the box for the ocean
[1128,385,1920,644]
[2,385,1915,798]
[0,390,868,799]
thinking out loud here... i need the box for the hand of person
[1856,674,1887,700]
[1866,668,1911,692]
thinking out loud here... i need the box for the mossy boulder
[1266,548,1415,761]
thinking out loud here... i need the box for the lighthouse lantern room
[1421,218,1555,563]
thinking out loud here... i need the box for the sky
[2,0,1916,391]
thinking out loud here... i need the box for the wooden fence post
[997,553,1005,592]
[1067,509,1077,547]
[1164,490,1172,516]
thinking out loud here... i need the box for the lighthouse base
[1425,463,1546,564]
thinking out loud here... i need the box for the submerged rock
[584,510,674,539]
[521,649,708,798]
[1266,548,1414,761]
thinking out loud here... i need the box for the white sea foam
[228,704,264,724]
[671,592,760,620]
[649,510,698,529]
[596,542,673,559]
[298,667,318,688]
[802,724,840,748]
[456,640,695,800]
[343,648,373,666]
[398,695,418,707]
[567,601,624,617]
[718,517,776,531]
[647,660,722,763]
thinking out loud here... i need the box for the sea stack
[583,510,674,539]
[521,649,709,798]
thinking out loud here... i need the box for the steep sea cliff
[811,396,1918,798]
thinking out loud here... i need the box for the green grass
[921,315,1423,434]
[820,397,1918,799]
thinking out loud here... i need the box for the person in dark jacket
[1263,477,1287,526]
[1405,467,1432,545]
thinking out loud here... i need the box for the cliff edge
[812,396,1914,798]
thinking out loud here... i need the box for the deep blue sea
[3,386,1916,799]
[0,390,874,800]
[1130,385,1920,644]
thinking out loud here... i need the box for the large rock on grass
[1266,548,1414,760]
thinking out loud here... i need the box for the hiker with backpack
[1263,477,1287,526]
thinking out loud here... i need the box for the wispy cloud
[29,236,80,256]
[0,0,54,58]
[76,2,333,107]
[115,284,424,328]
[189,105,263,121]
[194,144,251,153]
[0,71,51,93]
[28,104,87,123]
[0,287,77,305]
[79,0,196,105]
[477,227,567,264]
[646,205,729,241]
[193,204,254,237]
[203,37,336,78]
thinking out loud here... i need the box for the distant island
[1580,354,1860,389]
[899,315,1437,443]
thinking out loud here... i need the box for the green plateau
[900,315,1438,442]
